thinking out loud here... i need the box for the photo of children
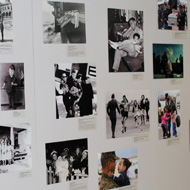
[158,0,187,31]
[0,63,25,111]
[108,8,144,72]
[55,63,97,119]
[98,148,138,190]
[46,138,88,185]
[158,90,181,140]
[153,43,183,79]
[42,0,86,44]
[106,90,150,139]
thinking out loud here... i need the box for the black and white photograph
[158,90,181,140]
[0,63,25,111]
[46,138,88,185]
[108,9,144,72]
[106,90,150,139]
[153,43,183,79]
[98,148,138,190]
[0,0,13,53]
[0,123,31,174]
[42,0,86,44]
[158,0,187,31]
[55,63,97,119]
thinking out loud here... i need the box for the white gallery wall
[0,0,190,190]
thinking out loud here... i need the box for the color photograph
[153,43,183,79]
[108,9,144,72]
[98,148,138,190]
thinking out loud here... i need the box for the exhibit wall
[0,0,190,190]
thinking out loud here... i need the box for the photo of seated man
[108,9,144,72]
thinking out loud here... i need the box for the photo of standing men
[158,0,187,31]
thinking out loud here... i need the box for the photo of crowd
[55,63,97,119]
[46,138,88,185]
[106,90,150,139]
[158,0,187,31]
[0,123,32,174]
[153,43,183,79]
[98,148,138,190]
[158,90,181,140]
[42,0,86,43]
[108,9,144,72]
[0,63,25,111]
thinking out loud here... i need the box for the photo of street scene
[153,43,183,79]
[158,0,187,31]
[158,90,181,140]
[106,90,150,139]
[98,148,138,190]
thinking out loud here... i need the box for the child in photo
[161,110,170,139]
[108,158,131,187]
[132,100,140,127]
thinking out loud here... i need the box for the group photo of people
[158,90,181,140]
[42,0,86,44]
[106,90,150,139]
[55,63,97,119]
[158,0,187,31]
[0,123,32,174]
[0,63,25,111]
[46,138,88,185]
[108,8,144,72]
[153,43,183,79]
[98,148,138,190]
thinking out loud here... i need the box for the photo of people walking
[55,63,97,119]
[106,90,150,139]
[46,138,88,185]
[98,148,138,190]
[158,90,181,140]
[158,0,187,31]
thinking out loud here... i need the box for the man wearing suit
[107,94,120,138]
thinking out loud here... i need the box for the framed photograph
[46,138,88,185]
[108,8,144,72]
[158,0,187,31]
[0,0,13,54]
[55,63,97,119]
[158,90,181,140]
[42,0,86,44]
[98,148,138,190]
[106,90,150,139]
[0,123,31,174]
[153,43,183,79]
[0,63,25,111]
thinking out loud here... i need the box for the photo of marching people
[0,63,25,111]
[0,123,32,174]
[42,0,86,44]
[55,63,97,119]
[158,0,187,31]
[108,9,144,72]
[153,43,183,79]
[98,148,138,190]
[46,138,88,185]
[106,90,150,139]
[0,0,13,53]
[158,90,181,140]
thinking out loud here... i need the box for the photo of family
[55,63,97,119]
[158,90,181,140]
[106,90,150,139]
[153,43,183,79]
[0,0,13,53]
[98,148,138,190]
[42,0,86,44]
[46,138,88,185]
[0,123,31,174]
[158,0,187,31]
[0,63,25,111]
[108,8,144,72]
